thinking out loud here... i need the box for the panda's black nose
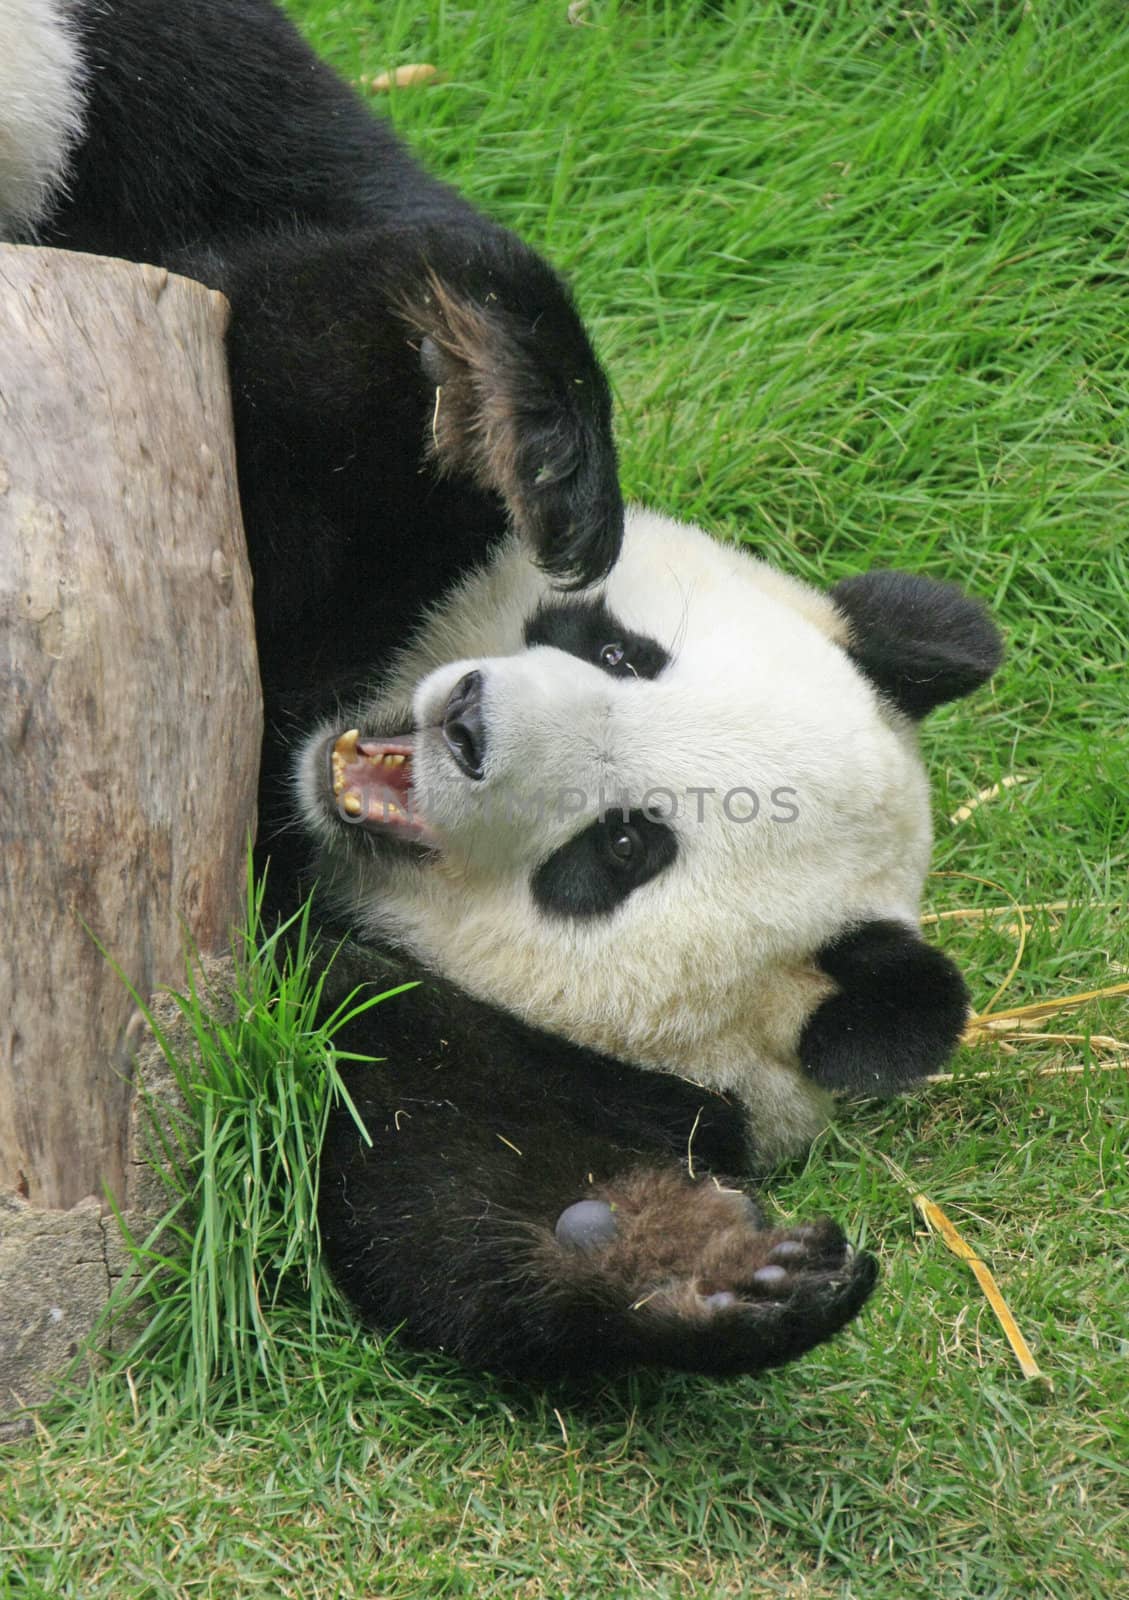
[442,670,487,780]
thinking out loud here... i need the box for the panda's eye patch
[532,811,677,919]
[524,598,669,680]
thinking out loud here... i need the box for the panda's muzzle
[441,670,487,781]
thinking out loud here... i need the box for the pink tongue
[332,732,417,825]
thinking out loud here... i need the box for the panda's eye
[599,642,626,670]
[606,823,640,864]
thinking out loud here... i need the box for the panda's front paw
[404,268,623,587]
[551,1172,877,1376]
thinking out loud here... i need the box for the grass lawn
[3,2,1128,1596]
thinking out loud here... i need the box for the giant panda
[1,0,1002,1378]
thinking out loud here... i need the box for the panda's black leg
[318,1087,877,1379]
[800,919,971,1096]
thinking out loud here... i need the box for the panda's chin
[324,727,438,848]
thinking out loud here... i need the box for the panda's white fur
[297,509,934,1159]
[0,0,86,240]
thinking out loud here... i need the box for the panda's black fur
[3,0,1002,1379]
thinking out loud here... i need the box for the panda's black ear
[830,571,1003,719]
[799,920,970,1097]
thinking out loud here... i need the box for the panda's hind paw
[655,1215,877,1376]
[683,1216,880,1370]
[550,1172,877,1376]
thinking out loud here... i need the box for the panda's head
[296,509,1001,1159]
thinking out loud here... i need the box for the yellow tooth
[341,790,362,816]
[332,730,359,797]
[385,752,406,767]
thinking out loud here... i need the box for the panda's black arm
[315,963,877,1380]
[162,222,621,719]
[180,221,622,589]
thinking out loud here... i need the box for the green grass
[102,870,411,1416]
[3,1,1128,1596]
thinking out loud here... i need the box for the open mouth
[327,728,435,844]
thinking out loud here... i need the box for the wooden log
[0,245,261,1215]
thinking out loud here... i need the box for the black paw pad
[555,1199,618,1252]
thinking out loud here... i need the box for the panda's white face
[296,509,936,1158]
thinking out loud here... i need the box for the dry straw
[904,864,1127,1385]
[914,1195,1049,1389]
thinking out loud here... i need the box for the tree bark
[0,245,261,1214]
